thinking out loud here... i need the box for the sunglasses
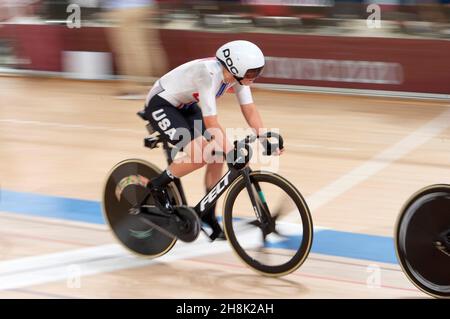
[243,66,264,79]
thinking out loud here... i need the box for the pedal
[171,206,201,243]
[138,205,177,239]
[139,205,201,243]
[202,227,226,242]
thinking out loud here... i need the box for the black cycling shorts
[144,95,206,149]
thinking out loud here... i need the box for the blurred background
[0,0,449,96]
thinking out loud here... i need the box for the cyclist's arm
[234,84,264,136]
[235,84,283,155]
[241,102,284,155]
[203,115,234,154]
[240,102,266,137]
[195,66,233,154]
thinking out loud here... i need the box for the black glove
[226,140,252,170]
[259,132,284,155]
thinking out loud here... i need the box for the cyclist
[141,40,284,241]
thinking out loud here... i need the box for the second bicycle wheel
[395,184,450,298]
[223,170,313,276]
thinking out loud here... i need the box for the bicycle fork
[242,168,276,237]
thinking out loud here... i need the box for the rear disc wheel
[102,159,182,257]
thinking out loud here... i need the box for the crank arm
[140,205,173,218]
[138,215,177,240]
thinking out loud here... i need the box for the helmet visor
[244,66,264,79]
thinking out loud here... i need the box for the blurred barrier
[0,23,449,94]
[162,30,450,94]
[62,51,112,79]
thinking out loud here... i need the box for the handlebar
[222,132,284,170]
[259,131,284,156]
[235,132,284,155]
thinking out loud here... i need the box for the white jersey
[145,58,253,117]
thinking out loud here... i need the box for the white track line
[1,118,356,153]
[0,211,108,231]
[254,83,450,101]
[0,222,324,290]
[289,143,354,152]
[0,119,143,134]
[0,236,234,290]
[302,109,450,215]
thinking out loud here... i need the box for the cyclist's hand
[258,135,284,156]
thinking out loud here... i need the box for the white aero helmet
[216,40,265,82]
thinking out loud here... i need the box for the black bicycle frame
[155,132,270,223]
[194,167,241,218]
[192,166,272,225]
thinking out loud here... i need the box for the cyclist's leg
[203,164,226,240]
[145,96,208,189]
[183,104,226,240]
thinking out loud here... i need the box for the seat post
[163,140,174,165]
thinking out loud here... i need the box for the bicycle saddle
[137,110,148,121]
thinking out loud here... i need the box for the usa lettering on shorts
[151,109,177,140]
